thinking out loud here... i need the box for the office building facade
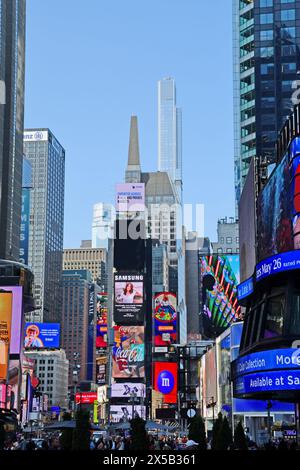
[92,203,115,250]
[24,129,65,323]
[233,0,300,210]
[63,242,107,290]
[211,217,239,254]
[0,0,26,260]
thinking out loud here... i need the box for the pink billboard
[1,286,23,355]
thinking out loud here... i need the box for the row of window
[260,10,296,25]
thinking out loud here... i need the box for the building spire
[125,115,141,183]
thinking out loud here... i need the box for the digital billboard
[0,291,13,381]
[24,323,60,349]
[114,273,144,324]
[200,255,241,338]
[2,286,23,355]
[96,356,107,385]
[115,183,145,212]
[7,359,20,412]
[112,326,145,378]
[75,392,97,404]
[96,293,108,349]
[110,405,146,422]
[153,293,177,347]
[111,383,146,399]
[153,362,178,404]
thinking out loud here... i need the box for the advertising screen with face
[24,323,60,349]
[200,255,241,338]
[153,292,177,347]
[114,273,144,323]
[112,326,145,378]
[96,293,108,349]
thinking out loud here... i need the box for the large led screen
[96,293,108,349]
[153,293,177,347]
[1,286,23,355]
[200,255,241,338]
[24,323,60,349]
[0,292,13,381]
[110,405,146,422]
[153,362,178,404]
[111,383,146,399]
[112,326,145,378]
[114,273,144,323]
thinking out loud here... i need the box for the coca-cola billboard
[112,326,145,378]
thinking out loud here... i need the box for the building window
[260,13,273,24]
[261,63,274,75]
[220,237,224,244]
[260,30,274,41]
[226,237,232,244]
[260,46,274,58]
[217,248,223,254]
[281,9,295,21]
[226,248,233,254]
[260,0,273,5]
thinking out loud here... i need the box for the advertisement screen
[96,293,108,349]
[153,362,178,404]
[205,347,217,414]
[96,356,107,385]
[115,183,145,212]
[7,359,20,412]
[110,405,146,422]
[111,383,146,399]
[256,136,300,263]
[75,392,97,404]
[112,326,145,378]
[200,255,241,338]
[24,323,60,349]
[0,292,13,381]
[153,293,177,347]
[114,273,144,324]
[1,286,23,355]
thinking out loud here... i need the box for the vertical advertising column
[0,291,13,409]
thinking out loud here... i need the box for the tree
[188,416,207,450]
[234,421,248,450]
[60,412,73,450]
[130,417,148,451]
[72,409,90,450]
[211,412,223,450]
[216,416,233,450]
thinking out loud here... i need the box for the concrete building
[63,242,107,289]
[211,217,239,254]
[62,269,92,385]
[24,129,65,323]
[24,349,69,409]
[152,241,169,293]
[0,0,26,261]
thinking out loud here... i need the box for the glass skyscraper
[24,129,65,323]
[158,77,182,198]
[0,0,26,260]
[233,0,300,210]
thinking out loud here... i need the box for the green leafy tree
[188,416,207,450]
[130,417,148,451]
[211,412,223,450]
[72,409,90,450]
[216,416,233,450]
[234,421,248,450]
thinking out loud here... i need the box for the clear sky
[25,0,235,248]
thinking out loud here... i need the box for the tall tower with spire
[125,115,141,184]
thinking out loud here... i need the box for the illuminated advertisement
[112,326,145,378]
[153,362,178,404]
[0,291,13,381]
[115,183,145,212]
[3,286,23,355]
[7,359,20,412]
[114,273,144,323]
[200,255,241,338]
[153,293,177,347]
[96,356,107,385]
[257,136,300,262]
[87,284,95,381]
[232,348,300,397]
[0,384,6,409]
[19,188,30,265]
[24,323,60,349]
[96,293,108,349]
[75,392,97,404]
[111,383,146,399]
[110,405,146,422]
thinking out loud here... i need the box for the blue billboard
[234,370,300,395]
[19,188,30,265]
[24,323,60,349]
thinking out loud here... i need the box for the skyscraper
[24,129,65,323]
[233,0,300,210]
[0,0,26,260]
[158,78,182,198]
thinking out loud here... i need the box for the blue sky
[25,0,235,248]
